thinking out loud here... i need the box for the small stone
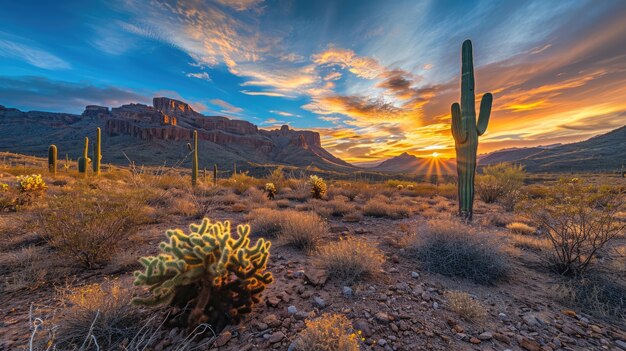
[469,337,481,344]
[391,255,399,263]
[494,333,510,344]
[453,325,464,333]
[478,332,493,340]
[269,331,285,344]
[498,313,509,321]
[432,302,439,309]
[295,311,309,320]
[313,296,326,308]
[562,309,577,317]
[591,325,602,334]
[354,319,373,337]
[263,314,281,328]
[615,340,626,350]
[304,269,328,286]
[214,331,232,347]
[411,271,419,278]
[267,296,280,307]
[342,286,353,297]
[378,339,387,346]
[375,311,392,323]
[519,337,542,351]
[287,306,298,315]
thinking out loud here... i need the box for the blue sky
[1,0,625,162]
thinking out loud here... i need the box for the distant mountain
[370,152,456,175]
[0,97,356,172]
[480,125,626,172]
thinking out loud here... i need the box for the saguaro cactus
[451,40,493,220]
[78,137,89,175]
[93,127,101,175]
[48,145,57,176]
[213,164,218,186]
[191,130,198,186]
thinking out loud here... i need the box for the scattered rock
[375,311,392,324]
[269,331,285,344]
[304,269,328,286]
[354,319,373,337]
[313,296,326,308]
[287,305,298,315]
[263,314,281,328]
[342,286,353,298]
[469,337,481,344]
[214,331,232,347]
[411,271,419,279]
[519,337,542,351]
[478,332,493,340]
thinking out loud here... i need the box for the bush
[37,194,137,268]
[309,175,327,199]
[363,195,411,219]
[407,220,509,285]
[315,237,384,283]
[278,211,326,251]
[292,314,360,351]
[247,208,287,237]
[133,218,273,330]
[506,222,536,235]
[16,174,48,193]
[445,290,487,323]
[476,163,525,204]
[521,178,625,275]
[53,280,142,349]
[557,276,626,321]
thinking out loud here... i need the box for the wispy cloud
[186,72,211,81]
[209,99,244,114]
[0,35,69,70]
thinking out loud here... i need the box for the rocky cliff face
[0,97,353,171]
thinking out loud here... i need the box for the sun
[431,152,439,158]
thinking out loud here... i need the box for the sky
[1,0,625,164]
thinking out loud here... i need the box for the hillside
[370,152,456,175]
[0,97,356,172]
[480,126,626,172]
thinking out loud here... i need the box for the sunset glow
[1,1,624,164]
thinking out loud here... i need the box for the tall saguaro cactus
[48,145,57,176]
[191,130,198,186]
[78,137,89,175]
[93,127,101,176]
[451,40,493,220]
[213,164,218,186]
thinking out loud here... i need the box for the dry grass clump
[247,209,326,250]
[292,314,360,351]
[363,195,411,219]
[243,186,268,205]
[224,172,262,194]
[315,237,384,283]
[445,290,487,323]
[506,222,536,235]
[247,208,284,237]
[342,211,363,223]
[557,276,626,322]
[1,246,49,292]
[52,280,142,350]
[37,193,139,268]
[279,211,326,251]
[407,220,509,285]
[511,234,551,251]
[168,196,197,216]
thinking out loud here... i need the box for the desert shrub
[363,195,411,219]
[292,314,360,351]
[407,220,509,285]
[278,211,326,251]
[315,237,384,283]
[512,234,551,251]
[521,178,625,275]
[224,172,261,194]
[1,246,48,292]
[16,174,48,192]
[342,211,363,223]
[445,290,487,323]
[476,163,525,204]
[37,193,138,268]
[309,175,327,199]
[506,222,536,235]
[0,183,18,212]
[267,166,286,189]
[168,197,198,216]
[557,276,626,321]
[133,218,273,330]
[265,182,277,199]
[326,196,356,217]
[53,280,142,349]
[247,208,285,237]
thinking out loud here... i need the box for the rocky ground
[0,163,624,351]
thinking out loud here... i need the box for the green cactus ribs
[48,145,57,176]
[78,137,90,175]
[451,40,493,220]
[93,127,101,176]
[133,218,273,331]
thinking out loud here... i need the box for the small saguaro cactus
[213,164,218,186]
[191,130,199,186]
[132,218,273,330]
[78,137,90,175]
[93,127,101,176]
[451,40,493,220]
[63,154,70,172]
[48,145,57,176]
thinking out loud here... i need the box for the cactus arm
[93,127,101,175]
[476,93,492,136]
[461,39,475,117]
[451,103,467,144]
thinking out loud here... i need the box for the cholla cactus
[397,184,404,190]
[406,184,414,191]
[133,218,273,330]
[265,183,277,200]
[0,183,8,192]
[309,175,327,199]
[16,174,47,193]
